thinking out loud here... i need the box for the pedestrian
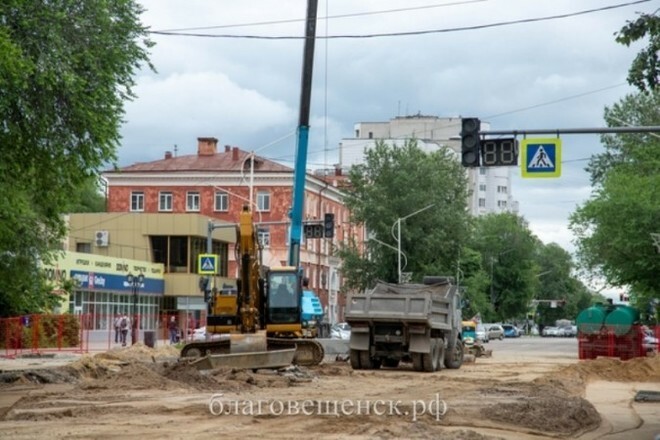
[168,316,178,345]
[119,313,130,346]
[113,314,121,344]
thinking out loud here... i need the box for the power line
[149,1,650,40]
[154,0,487,33]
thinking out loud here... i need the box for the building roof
[107,146,292,174]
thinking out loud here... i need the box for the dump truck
[344,276,464,372]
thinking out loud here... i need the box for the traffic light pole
[480,126,660,136]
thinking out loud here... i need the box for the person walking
[119,313,130,346]
[113,314,121,344]
[168,316,178,345]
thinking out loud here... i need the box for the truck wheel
[445,336,464,369]
[422,338,441,372]
[359,350,380,369]
[349,349,361,369]
[412,353,424,371]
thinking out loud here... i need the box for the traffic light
[461,117,481,167]
[304,223,324,238]
[480,138,519,167]
[324,213,335,238]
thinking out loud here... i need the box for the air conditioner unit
[95,230,109,247]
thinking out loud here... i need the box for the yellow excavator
[180,206,325,368]
[181,0,323,369]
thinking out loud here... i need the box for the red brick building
[103,137,360,322]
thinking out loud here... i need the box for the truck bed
[345,281,457,330]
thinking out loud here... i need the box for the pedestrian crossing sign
[521,138,561,178]
[198,254,218,274]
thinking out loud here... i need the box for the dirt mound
[210,365,318,391]
[535,355,660,395]
[157,361,221,391]
[310,361,354,376]
[0,368,79,386]
[482,394,600,435]
[99,343,180,363]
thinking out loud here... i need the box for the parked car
[476,323,489,343]
[330,322,351,340]
[642,327,658,353]
[542,326,561,337]
[502,324,521,338]
[558,325,577,337]
[487,324,504,340]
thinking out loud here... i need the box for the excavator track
[267,338,325,366]
[180,339,230,358]
[181,338,324,367]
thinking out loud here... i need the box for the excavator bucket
[191,348,296,371]
[188,331,296,371]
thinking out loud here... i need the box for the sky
[118,0,657,262]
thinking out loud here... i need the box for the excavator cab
[266,268,303,332]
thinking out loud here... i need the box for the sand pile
[534,355,660,395]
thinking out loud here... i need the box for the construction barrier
[578,324,658,361]
[1,314,88,358]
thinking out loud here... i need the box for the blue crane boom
[288,0,318,268]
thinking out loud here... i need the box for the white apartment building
[339,115,519,216]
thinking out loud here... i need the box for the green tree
[457,246,492,320]
[534,243,593,326]
[471,213,538,322]
[337,139,470,290]
[570,92,660,311]
[615,12,660,92]
[65,177,107,213]
[0,1,152,316]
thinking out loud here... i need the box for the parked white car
[476,323,489,343]
[330,322,351,340]
[542,326,561,337]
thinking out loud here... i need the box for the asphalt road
[479,335,579,361]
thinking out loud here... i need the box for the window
[131,191,144,212]
[258,228,270,248]
[257,191,270,212]
[479,168,486,175]
[159,192,173,211]
[186,192,200,211]
[478,198,486,207]
[76,242,91,253]
[498,200,508,208]
[497,186,508,194]
[479,184,486,192]
[214,191,228,212]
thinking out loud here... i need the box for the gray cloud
[119,0,655,253]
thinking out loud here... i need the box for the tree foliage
[0,1,152,316]
[533,243,593,326]
[470,213,538,322]
[615,12,660,92]
[337,139,470,290]
[570,91,660,310]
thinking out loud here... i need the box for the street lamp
[126,272,144,345]
[391,204,435,284]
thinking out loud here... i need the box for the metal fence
[1,312,203,357]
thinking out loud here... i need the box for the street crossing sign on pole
[521,138,562,178]
[198,254,218,275]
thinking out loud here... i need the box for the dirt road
[0,339,658,439]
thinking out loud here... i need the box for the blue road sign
[521,138,562,178]
[198,254,218,274]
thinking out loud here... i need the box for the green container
[604,305,639,336]
[576,305,606,335]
